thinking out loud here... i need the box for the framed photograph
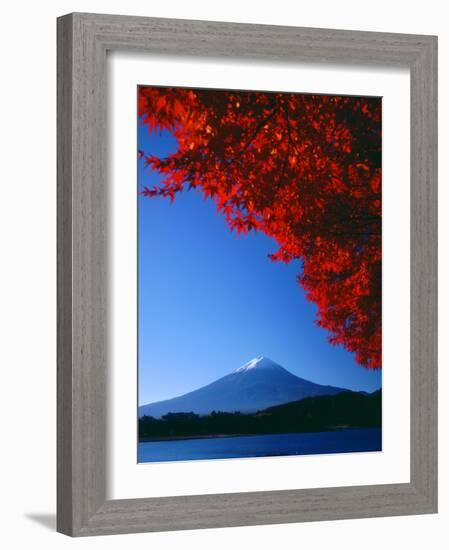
[57,13,437,536]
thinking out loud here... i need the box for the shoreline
[139,433,250,443]
[139,426,380,443]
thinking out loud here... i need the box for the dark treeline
[139,390,381,440]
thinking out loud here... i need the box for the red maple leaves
[139,86,382,369]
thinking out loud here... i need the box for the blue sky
[138,118,381,406]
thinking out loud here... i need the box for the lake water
[138,428,381,463]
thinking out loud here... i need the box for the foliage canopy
[139,87,382,369]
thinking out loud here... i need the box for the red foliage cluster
[139,86,382,369]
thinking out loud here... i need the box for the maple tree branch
[276,102,292,189]
[223,102,280,169]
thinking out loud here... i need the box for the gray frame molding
[57,12,437,537]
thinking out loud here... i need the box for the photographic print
[137,86,382,463]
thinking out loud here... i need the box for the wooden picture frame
[57,12,438,536]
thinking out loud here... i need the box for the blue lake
[138,428,381,463]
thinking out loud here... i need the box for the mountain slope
[139,356,348,418]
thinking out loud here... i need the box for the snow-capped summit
[234,356,282,373]
[139,356,348,418]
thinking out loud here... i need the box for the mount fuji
[139,356,348,418]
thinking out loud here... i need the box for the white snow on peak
[234,356,280,373]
